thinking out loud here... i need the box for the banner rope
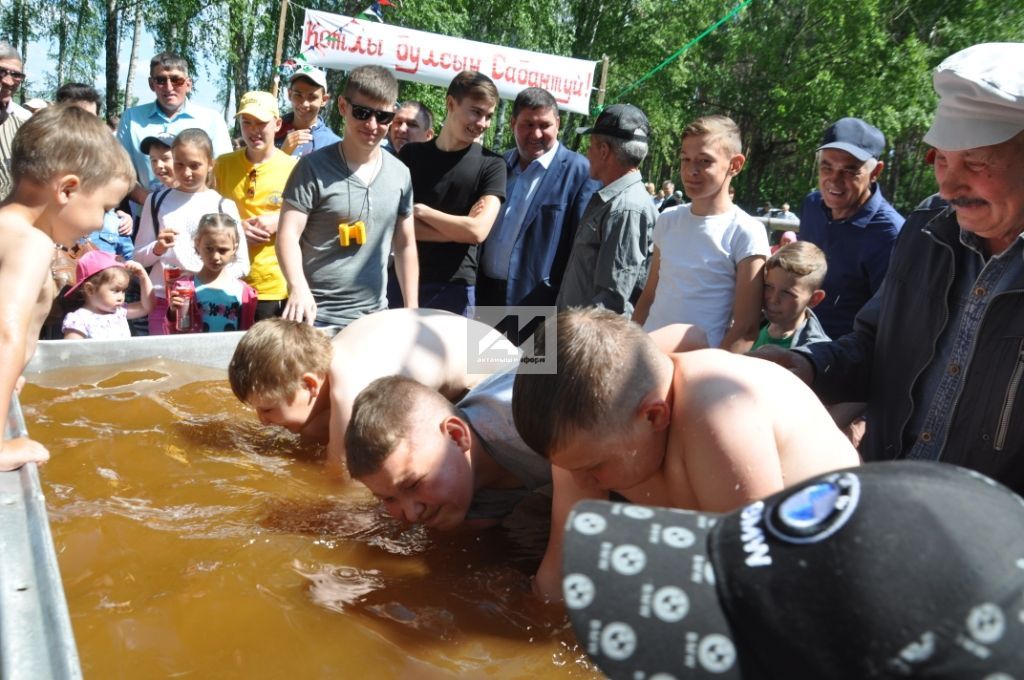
[599,0,755,114]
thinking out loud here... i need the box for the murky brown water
[20,361,597,679]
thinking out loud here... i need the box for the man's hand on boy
[747,345,814,385]
[282,289,317,325]
[0,437,50,471]
[281,130,312,155]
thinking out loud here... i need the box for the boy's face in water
[356,415,476,530]
[247,380,319,433]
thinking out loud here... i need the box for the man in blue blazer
[478,88,600,307]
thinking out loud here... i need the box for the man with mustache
[758,43,1024,495]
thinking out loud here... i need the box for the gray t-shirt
[283,143,413,326]
[459,369,552,521]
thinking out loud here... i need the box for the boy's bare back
[322,308,518,466]
[632,349,858,513]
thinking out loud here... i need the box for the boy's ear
[808,289,826,308]
[637,395,671,433]
[273,117,283,133]
[54,174,82,204]
[728,153,746,176]
[441,415,472,451]
[300,371,325,400]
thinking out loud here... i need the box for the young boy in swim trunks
[512,307,859,601]
[0,105,134,470]
[227,308,518,470]
[344,372,549,529]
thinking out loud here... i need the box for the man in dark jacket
[755,42,1024,495]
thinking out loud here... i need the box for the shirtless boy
[0,105,134,469]
[227,308,517,468]
[512,307,859,600]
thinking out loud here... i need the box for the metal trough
[4,331,254,679]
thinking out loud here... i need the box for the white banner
[300,9,597,115]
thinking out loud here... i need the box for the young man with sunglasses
[214,91,298,321]
[0,40,30,200]
[277,65,418,328]
[394,71,506,317]
[116,52,233,206]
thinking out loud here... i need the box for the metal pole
[596,54,609,109]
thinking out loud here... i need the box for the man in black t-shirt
[395,71,506,316]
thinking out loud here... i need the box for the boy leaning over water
[512,307,859,601]
[227,308,518,472]
[751,240,830,350]
[0,105,134,469]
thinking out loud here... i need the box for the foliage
[2,0,1022,213]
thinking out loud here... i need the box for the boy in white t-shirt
[633,115,769,351]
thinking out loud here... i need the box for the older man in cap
[799,117,904,339]
[557,103,657,315]
[762,43,1024,495]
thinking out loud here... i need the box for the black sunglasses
[0,67,26,83]
[151,75,188,87]
[345,98,396,125]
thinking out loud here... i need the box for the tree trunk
[104,0,119,116]
[55,2,69,85]
[123,0,143,110]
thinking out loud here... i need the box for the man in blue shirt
[799,117,904,339]
[478,87,599,307]
[116,52,233,205]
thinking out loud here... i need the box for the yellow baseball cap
[236,91,279,122]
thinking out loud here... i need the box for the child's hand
[154,229,176,256]
[123,260,146,278]
[115,210,133,236]
[281,129,312,155]
[244,216,273,243]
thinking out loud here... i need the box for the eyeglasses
[0,67,26,83]
[151,75,188,87]
[345,98,396,125]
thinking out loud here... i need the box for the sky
[21,29,226,119]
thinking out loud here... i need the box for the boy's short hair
[11,104,135,190]
[345,375,457,478]
[766,241,827,290]
[512,308,666,457]
[55,82,102,110]
[342,65,398,106]
[150,51,189,76]
[682,115,743,156]
[446,71,499,106]
[228,319,333,403]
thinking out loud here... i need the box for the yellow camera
[338,221,367,247]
